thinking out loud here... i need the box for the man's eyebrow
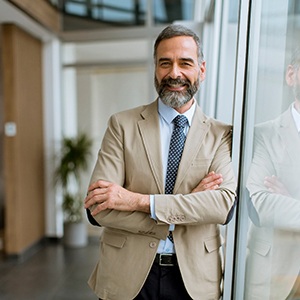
[158,57,171,62]
[158,57,195,63]
[180,58,195,63]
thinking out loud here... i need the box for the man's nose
[168,64,182,79]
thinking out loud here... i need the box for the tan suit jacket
[245,106,300,300]
[87,99,237,300]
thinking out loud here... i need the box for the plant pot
[63,221,88,248]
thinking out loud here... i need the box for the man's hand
[191,171,223,193]
[84,180,150,216]
[264,175,291,197]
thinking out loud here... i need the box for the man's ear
[199,61,206,82]
[285,65,295,87]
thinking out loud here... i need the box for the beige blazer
[87,99,237,300]
[245,107,300,300]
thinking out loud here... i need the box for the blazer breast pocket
[192,158,213,167]
[189,158,213,180]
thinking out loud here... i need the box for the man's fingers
[201,173,223,187]
[91,201,109,216]
[192,172,223,193]
[205,172,222,181]
[85,181,113,204]
[88,180,111,192]
[85,187,104,203]
[264,175,290,197]
[84,187,109,210]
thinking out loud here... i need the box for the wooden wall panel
[8,0,60,33]
[2,24,45,255]
[0,26,4,243]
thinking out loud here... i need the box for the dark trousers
[99,261,192,300]
[134,261,192,300]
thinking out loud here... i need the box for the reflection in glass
[244,1,300,299]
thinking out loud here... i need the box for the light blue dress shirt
[292,103,300,132]
[150,98,196,253]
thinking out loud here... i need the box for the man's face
[154,36,206,109]
[286,64,300,101]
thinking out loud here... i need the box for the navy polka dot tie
[165,115,188,242]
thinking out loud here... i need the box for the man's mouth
[166,84,186,92]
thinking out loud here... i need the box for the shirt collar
[158,98,196,126]
[291,102,300,132]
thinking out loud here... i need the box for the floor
[0,238,100,300]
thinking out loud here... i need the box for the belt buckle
[159,253,174,266]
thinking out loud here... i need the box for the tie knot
[173,115,188,128]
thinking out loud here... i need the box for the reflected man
[245,48,300,300]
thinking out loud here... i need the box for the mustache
[160,77,192,89]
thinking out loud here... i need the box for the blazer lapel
[138,100,165,194]
[173,105,210,193]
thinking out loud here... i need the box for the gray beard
[155,77,199,108]
[293,84,300,101]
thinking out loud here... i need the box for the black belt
[154,253,177,266]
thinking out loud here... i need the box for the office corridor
[0,238,99,300]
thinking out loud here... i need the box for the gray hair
[153,24,204,64]
[290,47,300,68]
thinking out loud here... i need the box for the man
[85,24,237,300]
[245,48,300,300]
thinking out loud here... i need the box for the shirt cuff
[150,195,157,220]
[149,195,174,231]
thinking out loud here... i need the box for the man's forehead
[156,37,198,56]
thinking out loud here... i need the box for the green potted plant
[54,133,92,247]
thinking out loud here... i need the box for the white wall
[62,39,155,235]
[77,64,150,197]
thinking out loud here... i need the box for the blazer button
[149,242,157,248]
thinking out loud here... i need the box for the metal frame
[227,0,252,299]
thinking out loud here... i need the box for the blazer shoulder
[111,100,158,123]
[203,115,233,134]
[254,109,290,137]
[195,105,232,131]
[210,118,232,130]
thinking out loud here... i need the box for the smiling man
[85,24,237,300]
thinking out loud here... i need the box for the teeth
[169,84,182,87]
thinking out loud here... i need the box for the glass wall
[55,0,196,30]
[63,0,147,26]
[234,0,300,299]
[153,0,195,24]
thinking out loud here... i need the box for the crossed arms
[85,171,223,216]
